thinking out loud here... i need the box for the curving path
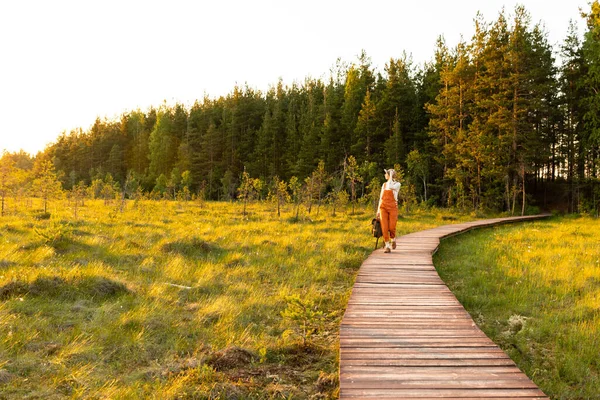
[339,215,551,399]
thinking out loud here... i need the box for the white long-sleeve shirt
[377,180,401,212]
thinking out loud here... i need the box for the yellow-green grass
[434,216,600,399]
[0,199,479,399]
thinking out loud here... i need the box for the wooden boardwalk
[339,215,551,399]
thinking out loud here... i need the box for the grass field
[0,198,475,399]
[434,216,600,399]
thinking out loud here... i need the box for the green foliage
[288,176,303,219]
[220,169,235,201]
[328,187,349,217]
[101,173,117,204]
[365,177,382,213]
[32,159,63,214]
[353,89,377,160]
[154,173,168,194]
[267,176,290,217]
[180,170,192,188]
[281,295,325,347]
[345,155,363,214]
[33,220,72,248]
[407,149,429,201]
[237,170,263,216]
[304,160,329,215]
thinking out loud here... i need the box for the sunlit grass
[0,198,481,398]
[434,216,600,399]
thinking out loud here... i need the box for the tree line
[4,4,600,215]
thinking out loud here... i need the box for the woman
[377,169,401,253]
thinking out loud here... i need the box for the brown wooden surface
[339,215,551,399]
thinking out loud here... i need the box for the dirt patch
[0,369,14,384]
[225,256,247,268]
[25,341,61,356]
[161,238,219,257]
[71,229,92,237]
[316,371,339,394]
[0,276,130,301]
[0,260,16,269]
[0,281,29,300]
[274,343,326,366]
[28,276,68,297]
[265,382,301,399]
[206,347,258,371]
[159,357,204,378]
[84,276,129,297]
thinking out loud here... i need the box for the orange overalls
[379,186,398,243]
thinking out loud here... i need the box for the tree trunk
[511,177,518,216]
[505,178,510,213]
[120,191,126,213]
[521,163,526,216]
[477,161,482,208]
[316,194,321,217]
[277,197,281,217]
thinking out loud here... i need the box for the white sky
[0,0,589,155]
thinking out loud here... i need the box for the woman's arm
[376,183,385,216]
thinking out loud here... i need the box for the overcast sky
[0,0,589,155]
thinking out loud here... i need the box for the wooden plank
[339,215,551,399]
[344,306,467,311]
[342,380,539,389]
[340,366,523,374]
[342,359,519,367]
[340,339,497,348]
[340,327,484,334]
[356,272,443,277]
[340,388,547,397]
[341,349,511,360]
[341,398,547,400]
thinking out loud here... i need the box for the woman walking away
[377,169,401,253]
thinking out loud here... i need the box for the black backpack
[371,218,383,249]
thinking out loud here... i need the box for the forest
[3,3,600,215]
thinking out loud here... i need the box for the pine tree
[252,106,274,179]
[353,89,377,161]
[148,107,175,179]
[237,169,261,216]
[32,159,63,214]
[560,21,585,211]
[321,77,345,171]
[123,110,150,176]
[345,155,363,214]
[197,122,223,199]
[295,79,325,178]
[407,149,429,202]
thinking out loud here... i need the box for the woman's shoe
[391,240,396,250]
